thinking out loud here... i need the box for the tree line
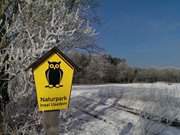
[70,51,180,84]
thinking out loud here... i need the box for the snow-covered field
[58,83,180,135]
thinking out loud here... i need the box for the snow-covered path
[59,83,180,135]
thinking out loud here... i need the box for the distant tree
[115,62,129,83]
[68,51,91,83]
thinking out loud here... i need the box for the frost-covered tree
[0,0,98,134]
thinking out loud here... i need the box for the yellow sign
[27,47,77,111]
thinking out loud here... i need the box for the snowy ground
[59,83,180,135]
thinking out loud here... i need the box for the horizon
[97,0,180,68]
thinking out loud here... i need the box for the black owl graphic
[45,61,63,88]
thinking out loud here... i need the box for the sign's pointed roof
[26,47,79,71]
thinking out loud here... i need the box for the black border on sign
[25,47,80,71]
[26,47,79,111]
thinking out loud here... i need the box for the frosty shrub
[0,0,97,134]
[139,86,180,135]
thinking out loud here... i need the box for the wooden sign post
[27,47,78,134]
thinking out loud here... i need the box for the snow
[61,83,180,135]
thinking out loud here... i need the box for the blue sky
[97,0,180,68]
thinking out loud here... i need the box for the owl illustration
[45,61,63,88]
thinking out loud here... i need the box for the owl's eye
[55,64,59,68]
[50,64,54,68]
